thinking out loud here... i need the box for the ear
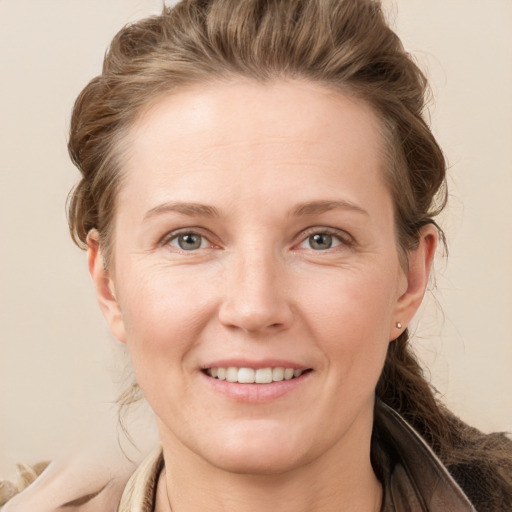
[390,223,438,339]
[87,230,126,344]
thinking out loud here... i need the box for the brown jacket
[372,402,476,511]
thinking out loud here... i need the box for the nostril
[218,290,294,333]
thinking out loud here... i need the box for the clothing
[116,401,481,512]
[372,402,476,511]
[117,447,164,512]
[4,402,506,511]
[0,461,50,509]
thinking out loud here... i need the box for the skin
[88,80,437,512]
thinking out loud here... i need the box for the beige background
[1,0,511,476]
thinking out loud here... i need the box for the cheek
[300,264,399,339]
[115,264,218,374]
[298,265,398,384]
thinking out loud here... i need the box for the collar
[117,446,163,512]
[374,400,476,511]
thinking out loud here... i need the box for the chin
[208,447,308,476]
[195,424,317,476]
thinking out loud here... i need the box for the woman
[2,0,511,511]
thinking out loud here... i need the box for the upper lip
[201,359,311,370]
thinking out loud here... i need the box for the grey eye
[174,233,204,251]
[308,233,333,250]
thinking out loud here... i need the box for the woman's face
[90,80,433,474]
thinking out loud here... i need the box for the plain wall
[1,0,511,476]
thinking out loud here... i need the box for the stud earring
[396,322,402,329]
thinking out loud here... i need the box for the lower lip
[201,371,312,403]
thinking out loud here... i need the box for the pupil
[310,233,332,250]
[179,234,201,250]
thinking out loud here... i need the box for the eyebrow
[143,199,367,221]
[143,201,220,221]
[291,200,368,217]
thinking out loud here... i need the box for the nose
[218,250,294,334]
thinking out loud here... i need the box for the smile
[204,367,310,384]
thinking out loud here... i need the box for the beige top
[117,447,164,512]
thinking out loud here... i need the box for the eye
[168,232,208,251]
[299,231,345,251]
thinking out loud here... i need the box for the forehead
[119,79,389,213]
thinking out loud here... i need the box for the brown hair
[67,0,511,503]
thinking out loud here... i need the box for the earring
[396,322,402,329]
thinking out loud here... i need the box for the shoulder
[446,430,512,511]
[374,400,512,511]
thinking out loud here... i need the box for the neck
[155,414,382,512]
[158,462,381,512]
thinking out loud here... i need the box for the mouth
[202,366,313,384]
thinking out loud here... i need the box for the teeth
[238,367,255,383]
[284,368,294,380]
[272,367,284,381]
[255,368,272,384]
[226,367,238,382]
[205,366,306,384]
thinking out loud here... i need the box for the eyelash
[161,229,214,252]
[160,227,354,253]
[297,228,354,252]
